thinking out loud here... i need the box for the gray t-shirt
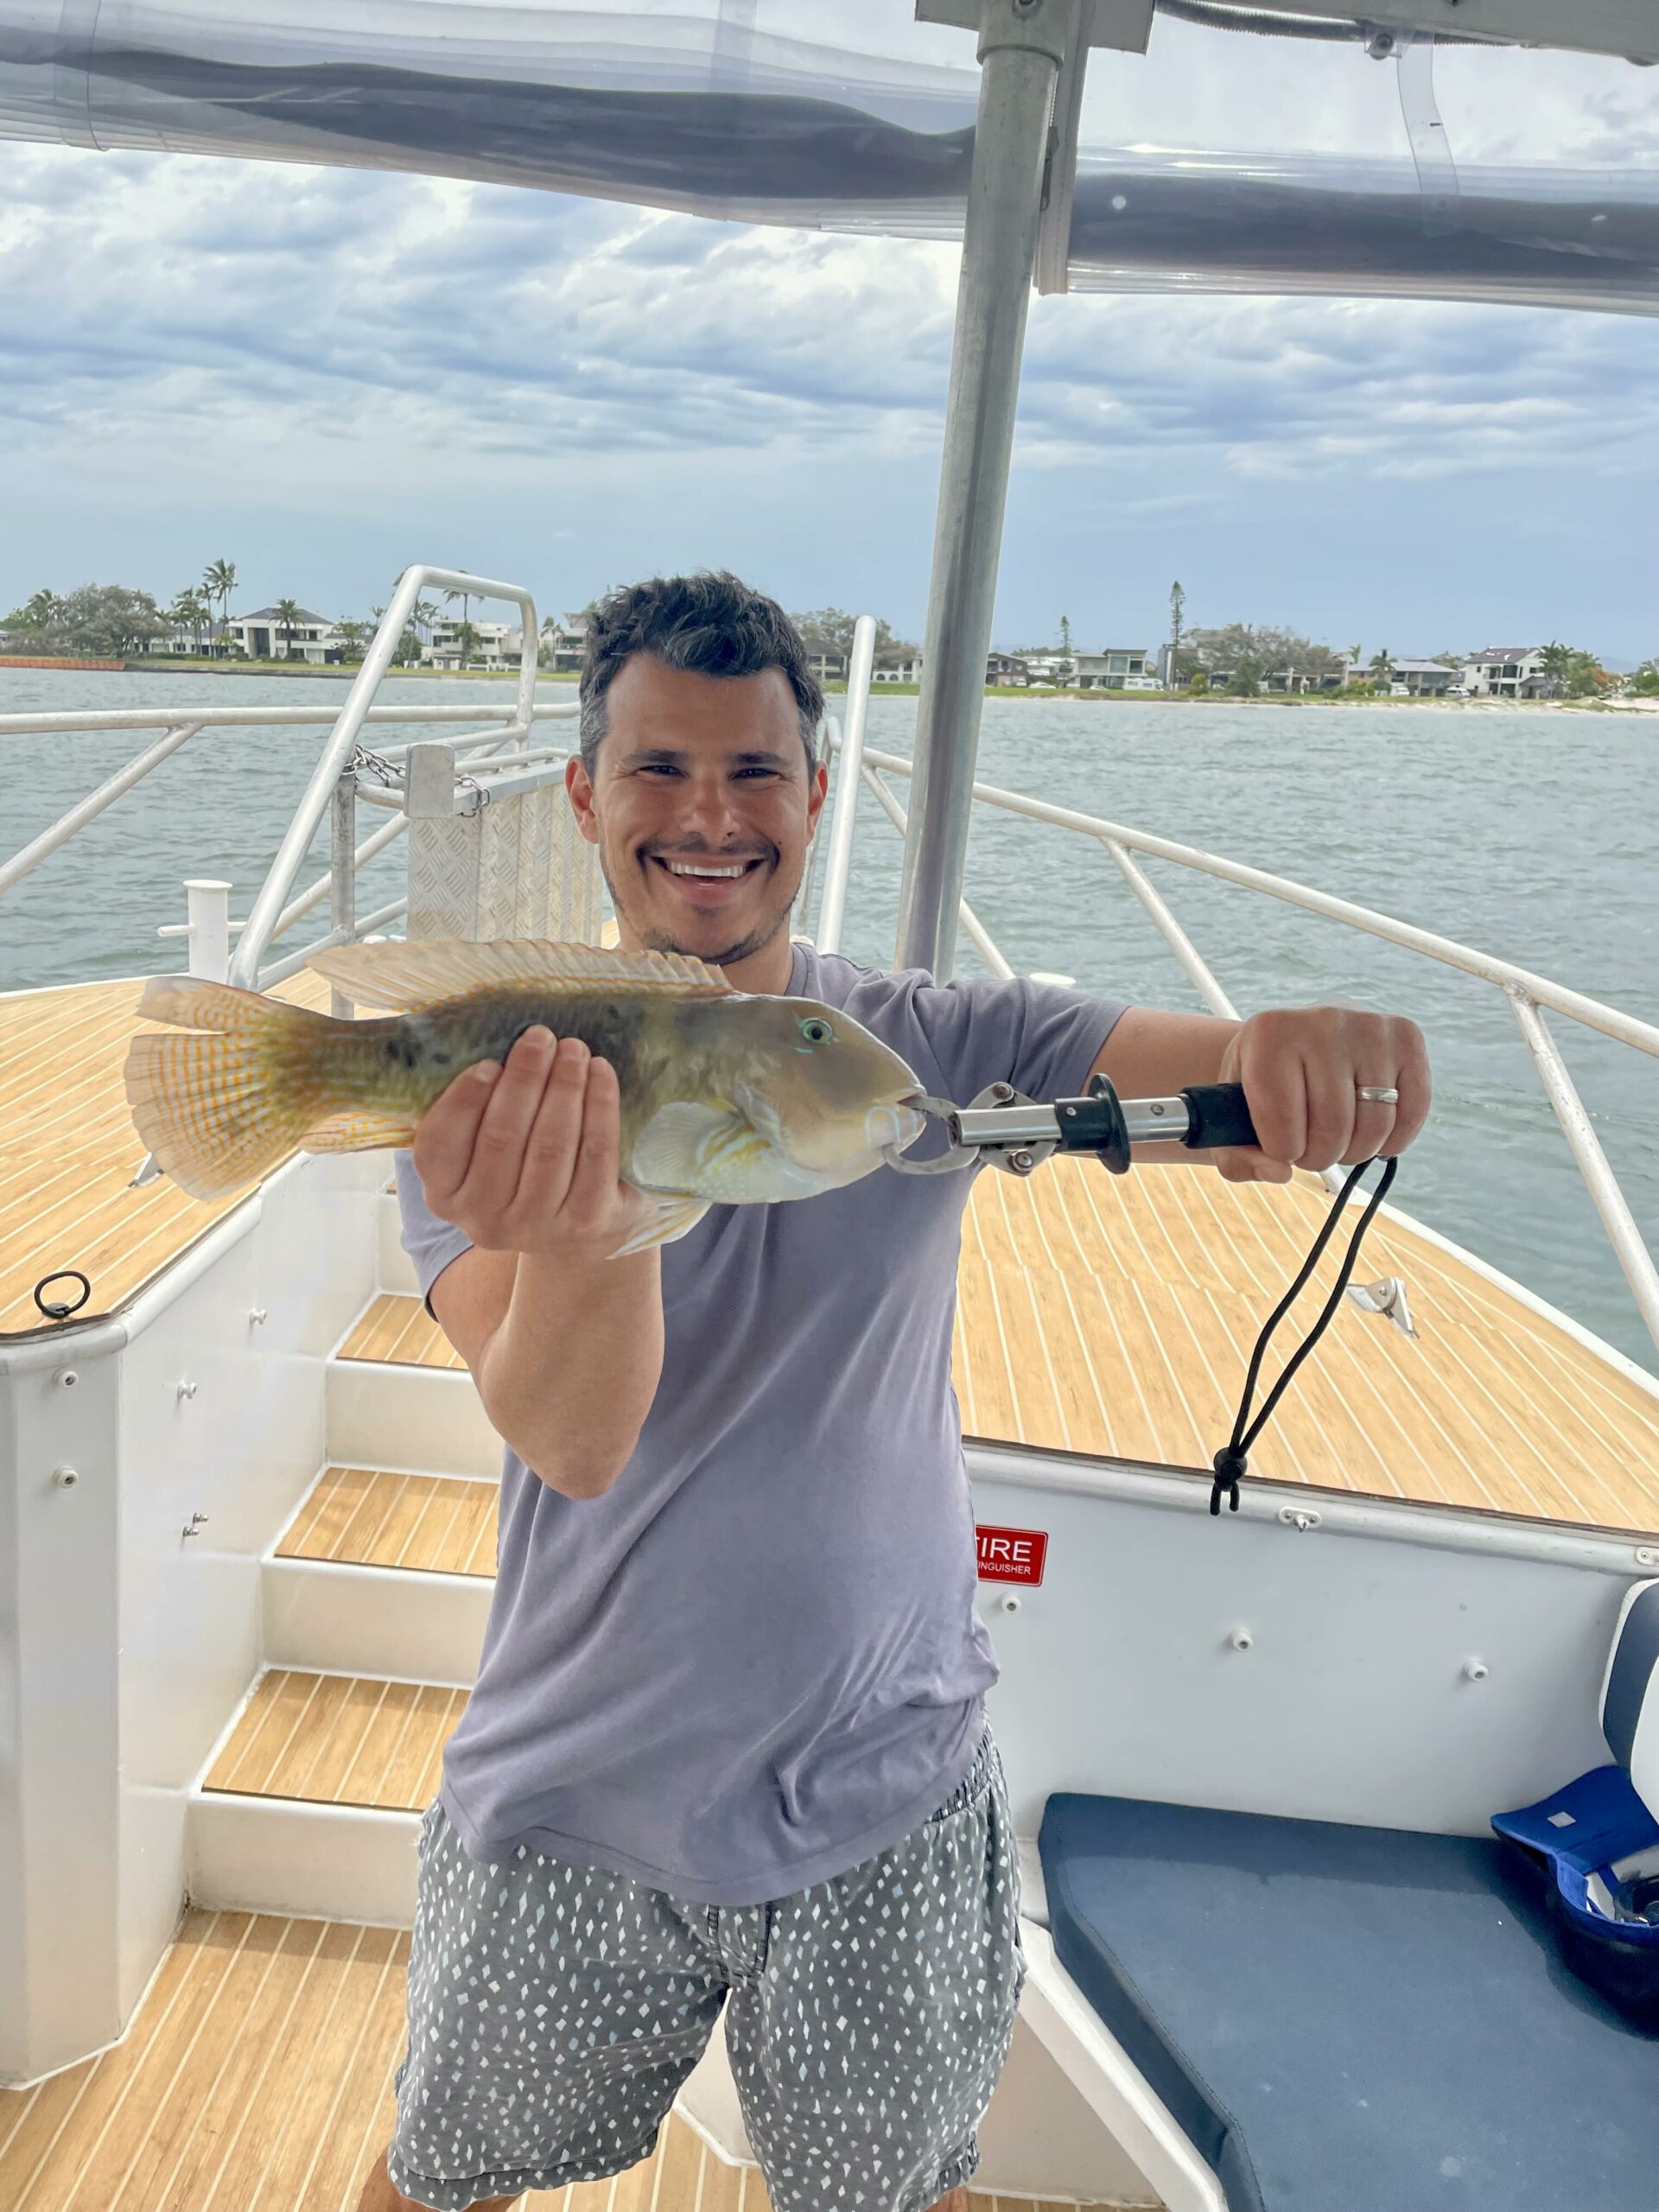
[394,942,1125,1904]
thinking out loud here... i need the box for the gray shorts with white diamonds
[388,1725,1026,2212]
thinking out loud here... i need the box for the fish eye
[798,1016,834,1046]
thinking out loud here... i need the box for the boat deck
[0,1906,1107,2212]
[5,973,1659,1534]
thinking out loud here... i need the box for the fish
[123,938,929,1255]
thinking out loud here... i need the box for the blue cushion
[1039,1793,1659,2212]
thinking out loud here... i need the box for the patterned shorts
[388,1725,1025,2212]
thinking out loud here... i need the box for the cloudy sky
[2,1,1657,659]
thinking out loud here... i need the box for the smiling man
[371,571,1429,2212]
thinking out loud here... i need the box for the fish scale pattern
[387,1728,1025,2212]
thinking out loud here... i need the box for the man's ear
[565,752,601,846]
[804,759,829,837]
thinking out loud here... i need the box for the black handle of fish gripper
[1052,1074,1133,1174]
[1179,1083,1259,1153]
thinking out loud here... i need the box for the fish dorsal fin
[307,938,734,1011]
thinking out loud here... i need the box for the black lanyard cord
[1211,1154,1401,1516]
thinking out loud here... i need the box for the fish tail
[125,979,340,1198]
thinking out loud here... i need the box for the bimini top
[3,0,1659,315]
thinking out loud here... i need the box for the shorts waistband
[928,1721,998,1824]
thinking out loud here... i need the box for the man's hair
[577,570,823,778]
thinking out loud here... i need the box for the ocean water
[3,669,1656,1376]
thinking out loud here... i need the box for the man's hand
[1213,1005,1430,1184]
[412,1025,658,1258]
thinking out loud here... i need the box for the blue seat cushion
[1039,1792,1659,2212]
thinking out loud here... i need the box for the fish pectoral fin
[628,1100,763,1189]
[308,938,733,1011]
[609,1187,711,1257]
[302,1109,423,1154]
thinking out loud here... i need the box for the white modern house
[423,619,517,669]
[223,607,349,663]
[872,649,923,683]
[1463,646,1551,699]
[1073,646,1158,690]
[539,613,589,672]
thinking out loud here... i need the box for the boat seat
[1038,1583,1659,2212]
[1039,1795,1659,2212]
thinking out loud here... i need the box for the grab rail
[814,725,1659,1363]
[227,567,540,988]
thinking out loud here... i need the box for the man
[365,572,1429,2212]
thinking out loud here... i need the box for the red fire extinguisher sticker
[976,1524,1048,1586]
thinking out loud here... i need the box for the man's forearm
[476,1247,664,1497]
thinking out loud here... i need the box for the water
[3,670,1656,1376]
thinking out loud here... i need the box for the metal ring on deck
[34,1268,92,1320]
[882,1095,981,1176]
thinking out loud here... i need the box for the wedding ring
[1355,1084,1399,1105]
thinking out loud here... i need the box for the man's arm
[415,1028,666,1498]
[1090,1002,1431,1181]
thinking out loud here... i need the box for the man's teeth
[664,860,752,878]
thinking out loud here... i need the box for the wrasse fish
[123,938,927,1255]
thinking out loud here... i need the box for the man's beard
[601,848,800,969]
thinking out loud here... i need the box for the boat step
[0,1906,785,2212]
[326,1323,499,1478]
[204,1667,463,1815]
[264,1465,497,1681]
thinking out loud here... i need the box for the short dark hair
[578,570,823,778]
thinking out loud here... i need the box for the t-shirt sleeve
[903,972,1130,1110]
[394,1148,476,1319]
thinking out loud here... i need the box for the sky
[2,3,1657,661]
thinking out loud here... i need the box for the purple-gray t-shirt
[394,942,1125,1904]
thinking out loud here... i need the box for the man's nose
[676,776,747,847]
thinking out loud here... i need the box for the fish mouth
[865,1100,928,1153]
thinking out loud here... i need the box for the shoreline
[1,660,1650,714]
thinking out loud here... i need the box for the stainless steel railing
[810,684,1659,1363]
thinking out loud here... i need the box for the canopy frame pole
[895,0,1076,979]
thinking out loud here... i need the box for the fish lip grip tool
[882,1075,1260,1178]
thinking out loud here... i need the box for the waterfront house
[1264,663,1352,695]
[807,649,849,684]
[1462,646,1550,699]
[872,649,923,683]
[1073,646,1156,690]
[986,651,1033,686]
[225,607,348,663]
[539,613,588,672]
[423,618,515,669]
[1389,658,1459,697]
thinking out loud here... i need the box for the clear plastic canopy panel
[2,1,1657,314]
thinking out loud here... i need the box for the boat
[3,5,1658,2209]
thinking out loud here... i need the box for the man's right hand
[411,1026,658,1262]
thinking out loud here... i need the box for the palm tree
[442,582,474,645]
[335,618,367,660]
[20,588,65,632]
[1537,641,1577,699]
[167,589,209,656]
[201,559,237,654]
[412,598,440,644]
[1368,647,1395,690]
[273,597,304,660]
[454,620,482,669]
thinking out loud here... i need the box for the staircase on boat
[0,1170,1137,2212]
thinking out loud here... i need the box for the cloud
[0,13,1656,656]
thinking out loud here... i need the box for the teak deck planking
[6,973,1659,1534]
[0,1911,1117,2212]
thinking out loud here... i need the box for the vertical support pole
[329,772,357,1017]
[894,0,1073,981]
[182,879,232,982]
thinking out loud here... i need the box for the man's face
[565,653,828,969]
